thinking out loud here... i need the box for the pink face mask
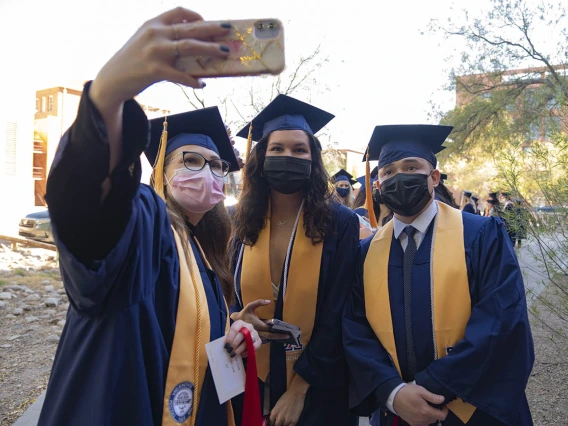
[166,168,225,214]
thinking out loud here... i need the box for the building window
[48,95,53,112]
[5,121,17,176]
[41,97,46,113]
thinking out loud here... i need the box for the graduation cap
[440,173,448,182]
[356,166,378,187]
[488,192,498,199]
[146,107,239,199]
[236,94,335,158]
[472,196,479,203]
[332,169,357,186]
[362,125,453,169]
[463,190,473,198]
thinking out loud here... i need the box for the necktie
[403,226,418,381]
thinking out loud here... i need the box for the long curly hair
[233,132,334,246]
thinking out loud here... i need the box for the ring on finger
[173,40,181,59]
[172,23,180,41]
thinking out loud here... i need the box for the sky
[0,0,508,153]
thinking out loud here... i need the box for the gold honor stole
[162,229,235,426]
[364,202,476,424]
[240,209,323,387]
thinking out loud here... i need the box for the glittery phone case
[175,19,285,78]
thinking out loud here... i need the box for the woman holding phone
[230,95,359,426]
[38,8,260,426]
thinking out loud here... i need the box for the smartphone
[264,319,299,331]
[263,319,301,347]
[175,19,285,78]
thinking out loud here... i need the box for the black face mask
[336,187,350,198]
[380,172,433,217]
[263,156,312,195]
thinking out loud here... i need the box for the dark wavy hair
[233,132,333,246]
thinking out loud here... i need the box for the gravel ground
[0,241,566,426]
[525,290,568,426]
[0,243,64,426]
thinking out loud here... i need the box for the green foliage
[431,0,568,343]
[430,0,568,157]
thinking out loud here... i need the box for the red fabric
[393,416,399,426]
[239,327,263,426]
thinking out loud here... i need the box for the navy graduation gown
[38,85,230,426]
[343,212,534,426]
[231,203,359,426]
[462,204,475,214]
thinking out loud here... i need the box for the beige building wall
[0,84,171,234]
[0,84,36,234]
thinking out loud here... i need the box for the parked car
[18,210,54,243]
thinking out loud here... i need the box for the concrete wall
[0,84,36,234]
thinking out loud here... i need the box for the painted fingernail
[220,45,230,53]
[230,351,236,358]
[224,343,231,350]
[200,81,206,88]
[220,23,232,29]
[226,345,233,353]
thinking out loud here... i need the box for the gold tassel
[245,122,253,164]
[152,117,168,200]
[365,153,378,229]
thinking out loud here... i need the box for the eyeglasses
[167,151,231,178]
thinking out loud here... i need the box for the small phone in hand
[175,19,285,78]
[263,319,301,347]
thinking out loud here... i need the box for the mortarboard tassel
[151,117,168,200]
[245,122,253,164]
[365,153,378,229]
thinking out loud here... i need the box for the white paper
[205,336,246,404]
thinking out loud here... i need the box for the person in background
[38,8,261,426]
[332,169,357,208]
[500,191,516,243]
[461,190,476,214]
[434,174,459,209]
[343,124,534,426]
[225,125,243,220]
[359,176,394,240]
[512,198,529,248]
[353,167,378,219]
[231,95,359,426]
[471,195,481,215]
[486,192,501,217]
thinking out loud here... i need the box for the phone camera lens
[268,22,275,30]
[257,23,265,30]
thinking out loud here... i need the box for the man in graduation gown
[343,124,534,426]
